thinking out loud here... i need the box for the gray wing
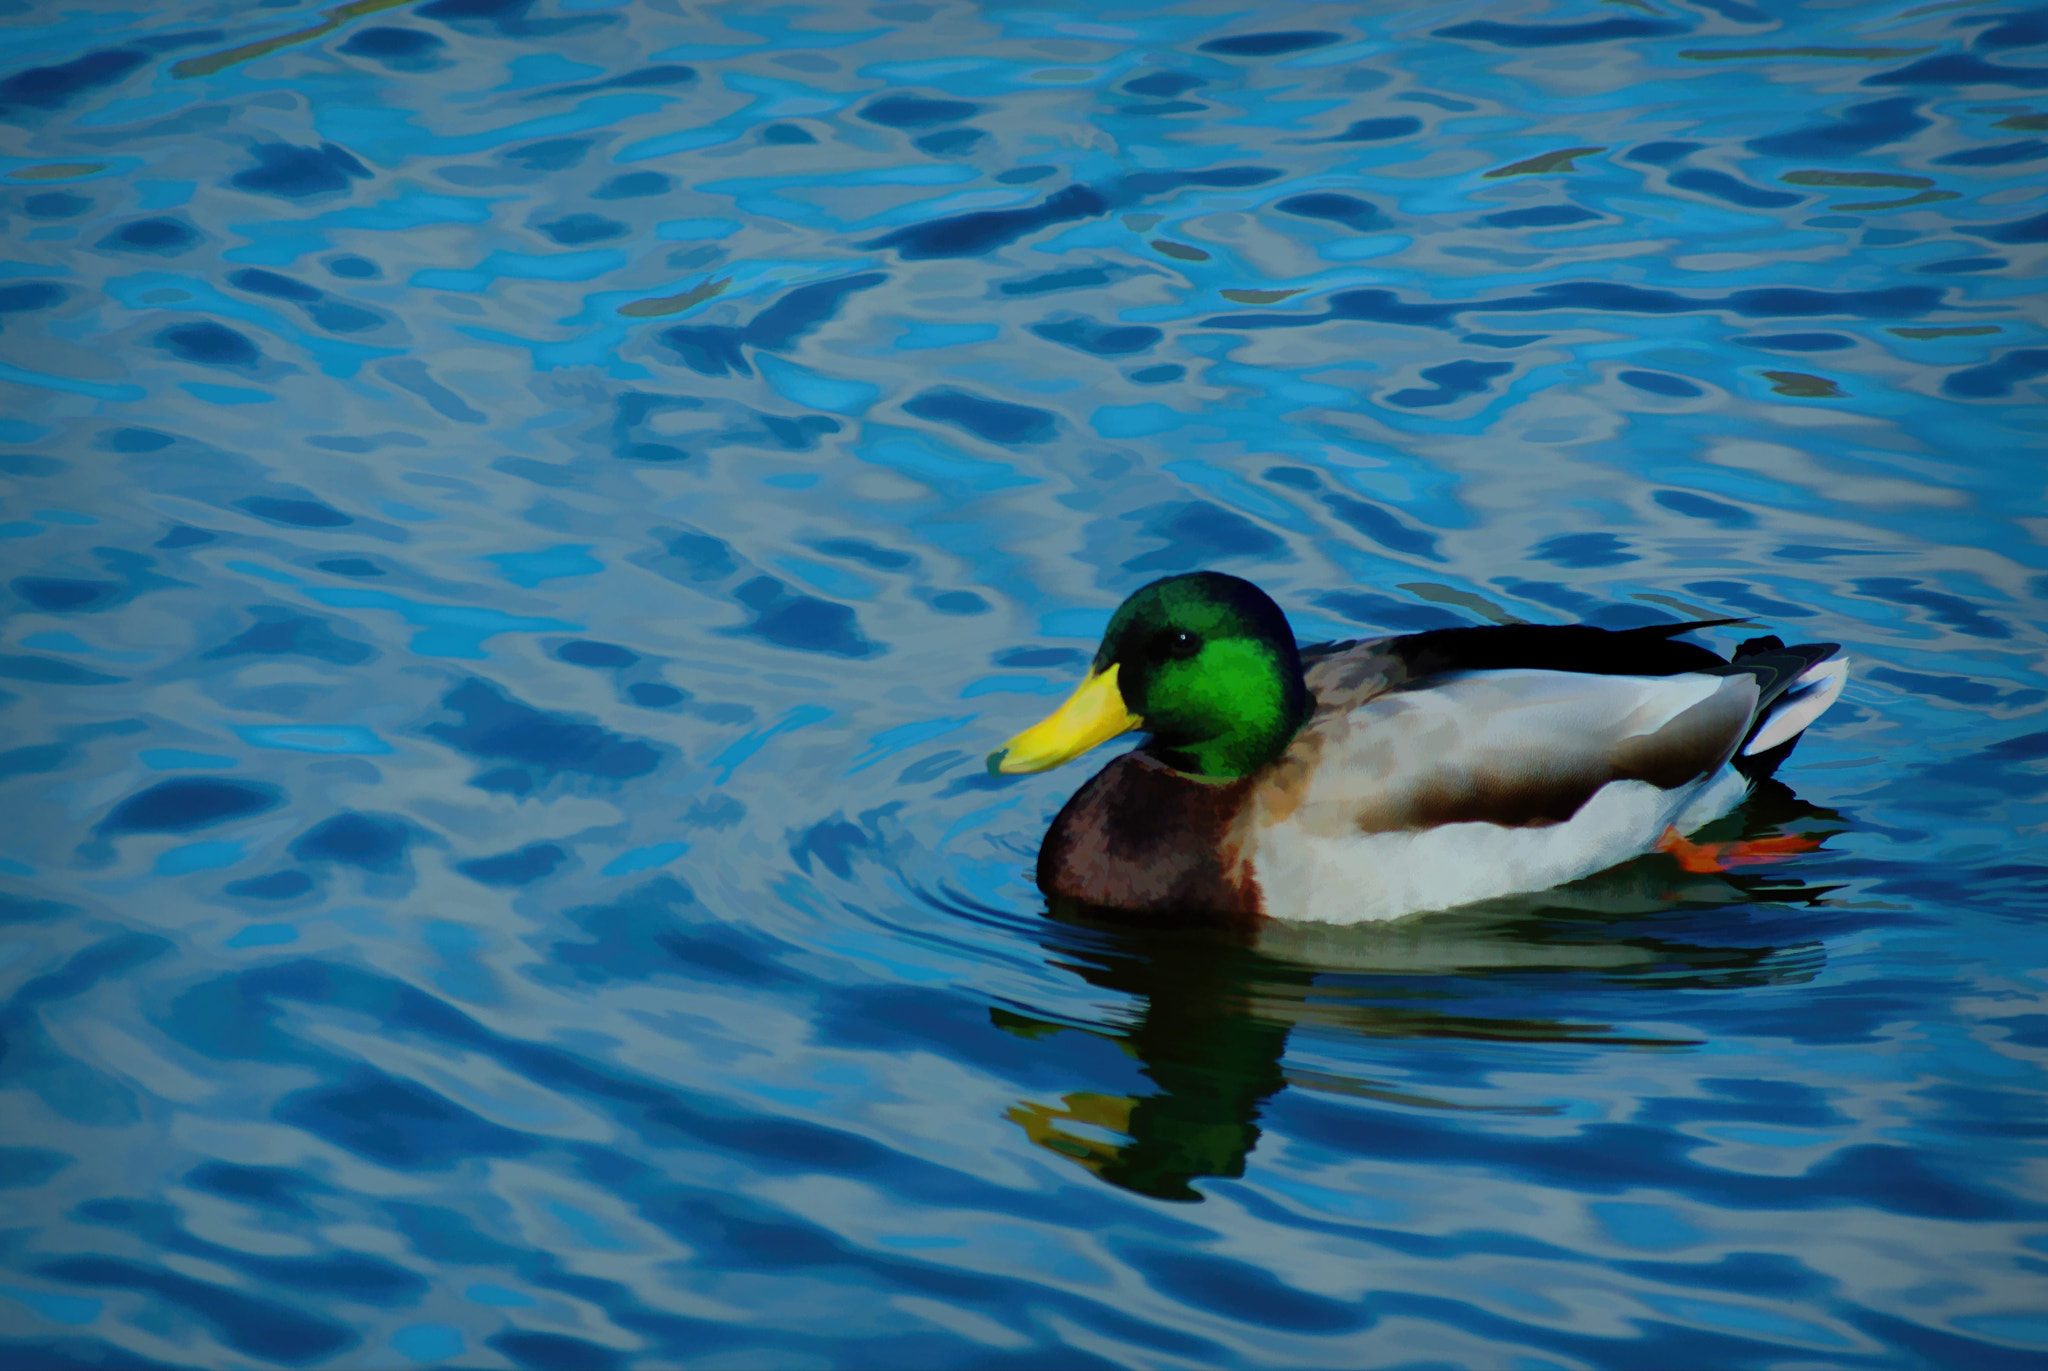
[1300,637,1406,716]
[1264,668,1761,834]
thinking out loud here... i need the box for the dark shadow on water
[999,784,1843,1201]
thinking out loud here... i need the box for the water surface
[2,1,2046,1367]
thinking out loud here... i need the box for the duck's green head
[989,571,1307,781]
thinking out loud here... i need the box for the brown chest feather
[1035,753,1263,917]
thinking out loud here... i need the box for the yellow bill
[988,664,1142,775]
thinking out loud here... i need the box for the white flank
[1670,766,1751,833]
[1250,775,1748,925]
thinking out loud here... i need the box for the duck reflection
[999,782,1842,1201]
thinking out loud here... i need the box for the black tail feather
[1625,616,1752,640]
[1721,640,1843,781]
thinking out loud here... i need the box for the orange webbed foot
[1657,826,1826,875]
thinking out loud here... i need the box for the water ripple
[1,0,2044,1365]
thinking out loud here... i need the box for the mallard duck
[988,572,1848,924]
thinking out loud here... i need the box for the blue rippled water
[3,1,2046,1366]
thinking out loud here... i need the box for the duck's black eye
[1164,630,1202,660]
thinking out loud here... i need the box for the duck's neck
[1147,725,1297,781]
